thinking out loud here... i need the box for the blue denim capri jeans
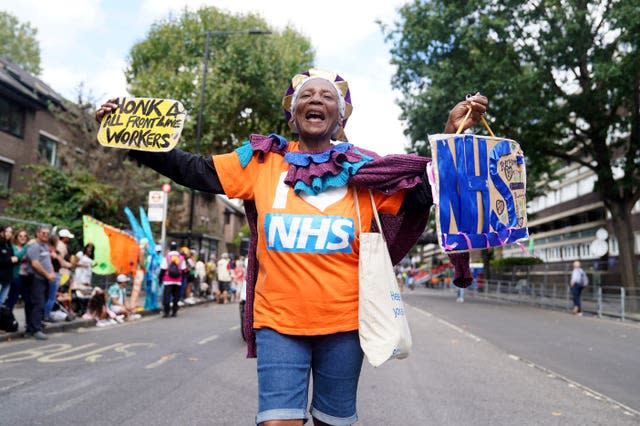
[255,328,364,425]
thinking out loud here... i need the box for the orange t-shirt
[213,142,404,335]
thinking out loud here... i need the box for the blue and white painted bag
[427,125,529,253]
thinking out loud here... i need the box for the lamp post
[187,28,271,247]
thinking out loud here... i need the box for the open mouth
[305,110,325,122]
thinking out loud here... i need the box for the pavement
[0,293,214,342]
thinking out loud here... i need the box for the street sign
[148,191,165,206]
[147,207,164,222]
[162,183,171,193]
[148,191,166,222]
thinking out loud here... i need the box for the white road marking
[197,335,219,345]
[47,385,105,414]
[0,378,29,392]
[411,305,482,342]
[145,353,179,369]
[510,353,639,418]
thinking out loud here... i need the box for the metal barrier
[454,280,640,322]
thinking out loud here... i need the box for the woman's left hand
[444,92,488,133]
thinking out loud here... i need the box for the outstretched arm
[128,149,224,194]
[96,99,225,194]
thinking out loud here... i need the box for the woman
[5,228,29,312]
[233,256,246,303]
[83,287,118,326]
[73,243,95,289]
[0,225,17,306]
[45,234,73,321]
[96,68,487,426]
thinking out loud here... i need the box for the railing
[448,280,640,322]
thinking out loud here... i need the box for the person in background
[107,274,139,320]
[216,253,231,305]
[5,229,29,314]
[233,256,246,303]
[184,249,198,303]
[160,241,186,317]
[56,228,75,283]
[206,254,219,302]
[227,254,237,302]
[570,260,587,316]
[456,286,465,303]
[24,225,55,340]
[195,252,207,298]
[73,243,95,289]
[83,287,119,326]
[0,225,17,306]
[178,246,192,303]
[144,244,163,310]
[45,234,70,321]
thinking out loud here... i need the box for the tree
[5,165,120,237]
[0,11,41,75]
[125,6,315,155]
[383,0,640,298]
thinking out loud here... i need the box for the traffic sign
[148,191,165,207]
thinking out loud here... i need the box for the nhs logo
[265,213,354,253]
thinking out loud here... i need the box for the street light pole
[187,28,271,247]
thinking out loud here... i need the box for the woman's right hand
[95,98,119,124]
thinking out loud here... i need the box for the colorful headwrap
[282,68,353,141]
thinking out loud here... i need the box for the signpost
[148,188,170,252]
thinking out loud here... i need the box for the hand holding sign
[96,97,186,152]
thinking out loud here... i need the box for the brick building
[0,56,245,256]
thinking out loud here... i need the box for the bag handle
[352,187,385,243]
[455,107,495,137]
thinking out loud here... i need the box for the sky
[3,0,412,155]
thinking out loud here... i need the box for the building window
[0,95,25,138]
[0,160,12,193]
[38,133,59,166]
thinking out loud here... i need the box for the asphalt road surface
[0,288,638,425]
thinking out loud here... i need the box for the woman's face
[4,227,12,240]
[292,79,342,144]
[16,231,28,245]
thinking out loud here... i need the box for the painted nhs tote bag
[427,114,528,253]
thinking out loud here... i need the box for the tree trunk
[609,202,639,312]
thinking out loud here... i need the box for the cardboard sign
[97,97,186,152]
[428,133,529,252]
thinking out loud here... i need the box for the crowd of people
[0,224,107,338]
[0,221,247,337]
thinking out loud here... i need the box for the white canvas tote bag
[354,188,412,367]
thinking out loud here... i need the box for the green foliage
[383,0,639,202]
[233,224,250,247]
[0,11,41,74]
[491,256,543,267]
[383,0,640,292]
[5,165,119,236]
[125,6,315,155]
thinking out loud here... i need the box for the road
[0,288,638,425]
